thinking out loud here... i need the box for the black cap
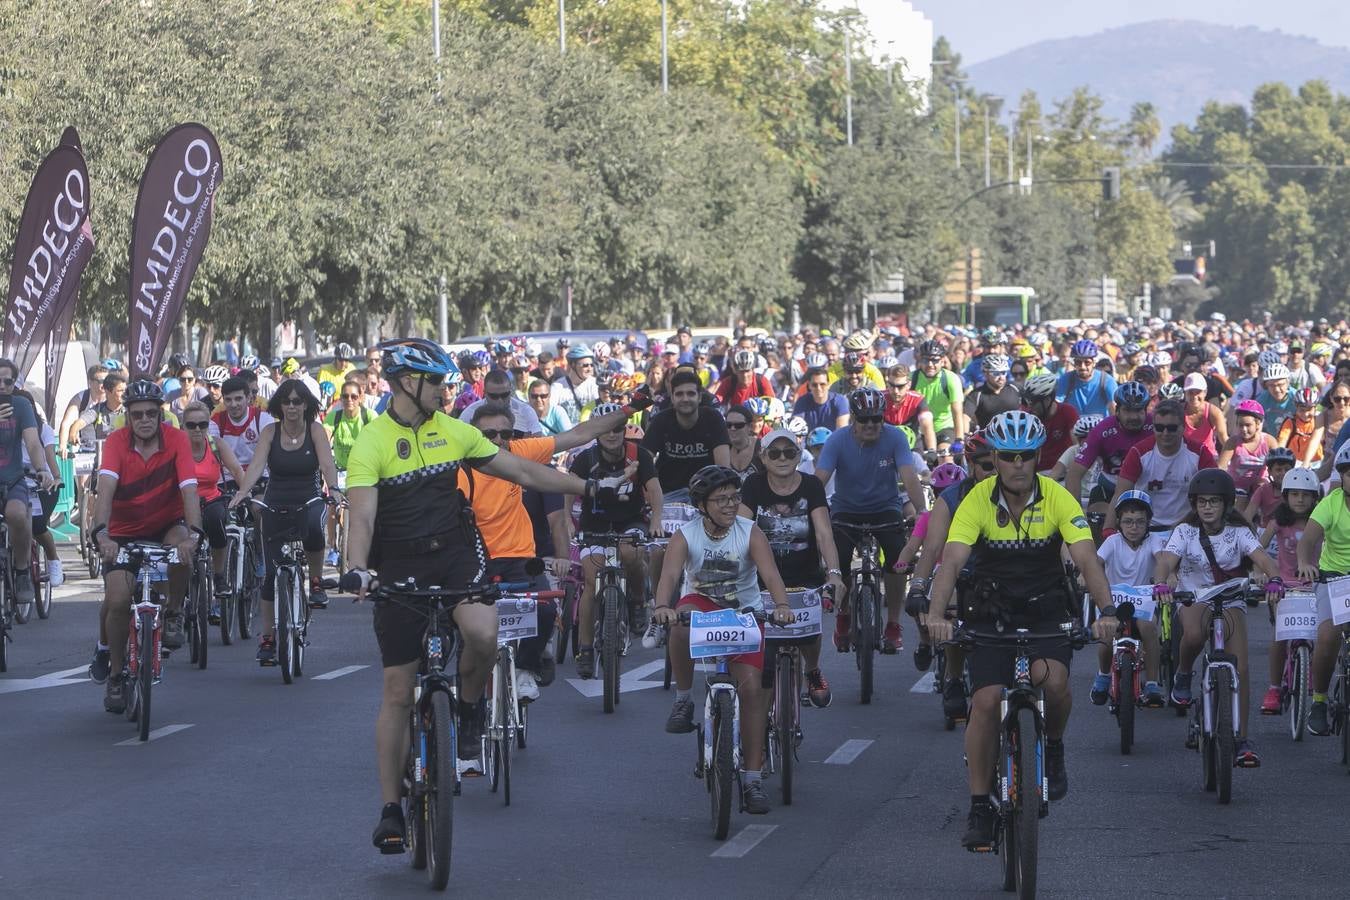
[677,324,691,335]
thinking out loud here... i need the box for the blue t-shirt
[1056,370,1117,418]
[1334,419,1350,457]
[817,424,911,516]
[962,359,985,389]
[1254,389,1295,437]
[793,392,849,432]
[0,394,38,487]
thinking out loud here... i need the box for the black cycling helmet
[848,387,886,417]
[1187,468,1236,510]
[917,339,945,360]
[124,379,165,406]
[689,465,742,507]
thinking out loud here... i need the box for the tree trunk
[198,322,216,366]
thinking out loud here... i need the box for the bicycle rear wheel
[194,572,210,670]
[556,579,576,664]
[277,576,294,684]
[36,562,51,619]
[776,649,796,806]
[1013,705,1039,899]
[138,611,155,742]
[600,582,622,714]
[854,581,876,704]
[292,570,308,677]
[0,579,9,673]
[1213,667,1235,804]
[1116,654,1135,755]
[710,691,735,840]
[406,708,427,871]
[1291,645,1310,742]
[238,542,256,641]
[426,690,454,889]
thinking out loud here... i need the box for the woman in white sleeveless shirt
[653,465,793,816]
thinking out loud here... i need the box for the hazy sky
[926,1,1350,63]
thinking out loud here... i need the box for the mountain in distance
[966,20,1350,147]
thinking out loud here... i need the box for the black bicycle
[576,531,651,714]
[372,578,500,891]
[834,520,902,704]
[945,622,1089,900]
[184,535,212,670]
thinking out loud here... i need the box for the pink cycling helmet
[930,462,968,491]
[1234,399,1265,419]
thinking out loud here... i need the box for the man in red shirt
[714,349,772,408]
[88,380,203,713]
[1021,374,1079,473]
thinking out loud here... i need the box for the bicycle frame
[699,655,743,778]
[122,544,177,684]
[1178,583,1246,745]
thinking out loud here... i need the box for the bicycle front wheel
[220,538,238,645]
[600,582,622,714]
[277,576,294,684]
[776,649,796,806]
[0,577,10,673]
[1013,705,1039,899]
[406,708,427,871]
[426,690,454,889]
[854,581,876,704]
[138,611,155,742]
[556,579,576,664]
[238,542,256,640]
[1291,644,1310,742]
[710,691,735,840]
[292,570,307,677]
[1213,666,1235,803]
[193,571,210,670]
[1116,654,1134,755]
[36,563,51,619]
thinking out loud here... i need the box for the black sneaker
[89,647,111,684]
[962,800,996,850]
[162,612,185,650]
[256,635,276,665]
[537,651,556,687]
[372,802,406,854]
[1234,738,1262,768]
[741,778,770,814]
[103,674,126,714]
[13,569,34,605]
[942,678,968,721]
[308,583,329,610]
[665,697,696,734]
[1309,700,1332,736]
[575,647,595,680]
[913,643,933,672]
[457,703,483,761]
[1045,738,1068,801]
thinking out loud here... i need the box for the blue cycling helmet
[985,410,1046,452]
[1114,489,1153,518]
[1114,381,1150,409]
[469,350,491,368]
[320,381,336,398]
[1070,339,1098,359]
[381,338,458,382]
[744,397,771,417]
[807,427,831,448]
[565,344,593,362]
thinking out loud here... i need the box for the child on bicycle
[1090,490,1166,708]
[1244,446,1296,528]
[1256,467,1320,715]
[654,465,793,815]
[1153,468,1283,767]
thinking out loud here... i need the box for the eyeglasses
[1333,396,1350,404]
[854,415,883,425]
[996,451,1035,465]
[529,393,550,400]
[1194,496,1225,508]
[485,391,512,401]
[1153,423,1180,433]
[478,429,514,442]
[342,393,362,400]
[766,447,800,461]
[1118,516,1150,529]
[180,376,196,383]
[183,420,210,430]
[727,421,749,430]
[709,494,741,507]
[280,397,306,406]
[128,408,160,421]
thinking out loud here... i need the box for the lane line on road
[710,824,778,858]
[823,738,874,765]
[116,724,194,745]
[313,665,369,681]
[910,672,936,693]
[0,665,90,695]
[566,658,666,698]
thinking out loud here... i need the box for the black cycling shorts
[373,540,486,669]
[105,525,188,576]
[966,614,1074,692]
[832,512,906,578]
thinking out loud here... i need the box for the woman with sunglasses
[1153,468,1282,768]
[725,404,761,476]
[739,428,847,709]
[1317,381,1350,471]
[182,401,245,616]
[229,381,344,664]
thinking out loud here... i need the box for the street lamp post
[844,30,854,146]
[558,0,566,55]
[660,0,668,94]
[954,84,961,169]
[432,0,448,343]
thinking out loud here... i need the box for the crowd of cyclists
[16,312,1350,862]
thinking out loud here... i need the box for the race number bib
[1109,584,1156,622]
[662,502,698,535]
[762,589,823,639]
[1327,575,1350,627]
[496,597,539,645]
[1275,592,1319,642]
[689,608,761,659]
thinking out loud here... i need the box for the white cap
[759,428,799,449]
[662,343,680,355]
[1183,372,1207,392]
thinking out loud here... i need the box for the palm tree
[1146,174,1201,229]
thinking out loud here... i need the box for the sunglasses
[727,421,749,430]
[0,378,15,387]
[529,393,550,400]
[1338,464,1350,475]
[608,425,626,435]
[1333,396,1350,404]
[766,447,800,461]
[996,451,1035,465]
[485,391,512,402]
[280,397,306,406]
[128,408,160,421]
[975,458,996,471]
[342,393,362,400]
[854,415,883,425]
[180,376,196,383]
[422,373,446,387]
[887,382,908,389]
[479,429,514,442]
[183,420,210,430]
[1153,423,1180,433]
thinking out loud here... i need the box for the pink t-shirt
[1246,481,1283,526]
[1228,434,1274,495]
[1274,521,1306,583]
[1074,415,1155,481]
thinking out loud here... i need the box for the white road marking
[566,658,667,698]
[823,738,874,765]
[0,665,89,695]
[910,672,936,693]
[711,824,778,858]
[313,665,369,681]
[116,723,194,745]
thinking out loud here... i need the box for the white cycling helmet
[1073,414,1103,439]
[1281,467,1322,495]
[1257,349,1283,368]
[1261,363,1290,382]
[1335,441,1350,471]
[785,415,809,438]
[202,365,229,386]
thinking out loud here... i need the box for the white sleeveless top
[679,516,760,609]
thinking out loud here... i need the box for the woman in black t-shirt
[739,429,847,708]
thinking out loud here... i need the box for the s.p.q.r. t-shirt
[641,406,730,492]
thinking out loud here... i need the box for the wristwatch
[1097,604,1117,618]
[826,568,842,577]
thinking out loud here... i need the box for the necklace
[702,518,729,541]
[281,422,306,446]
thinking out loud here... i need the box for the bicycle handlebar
[369,580,501,606]
[941,622,1090,652]
[676,606,770,625]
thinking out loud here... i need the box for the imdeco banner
[127,122,222,379]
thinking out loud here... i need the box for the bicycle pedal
[376,842,405,856]
[966,844,995,854]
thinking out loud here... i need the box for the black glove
[904,583,929,618]
[623,384,654,414]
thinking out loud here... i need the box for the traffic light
[1102,167,1121,201]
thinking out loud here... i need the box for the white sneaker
[641,619,664,650]
[48,558,64,587]
[456,758,482,777]
[515,670,540,703]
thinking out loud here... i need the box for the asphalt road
[3,549,1348,899]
